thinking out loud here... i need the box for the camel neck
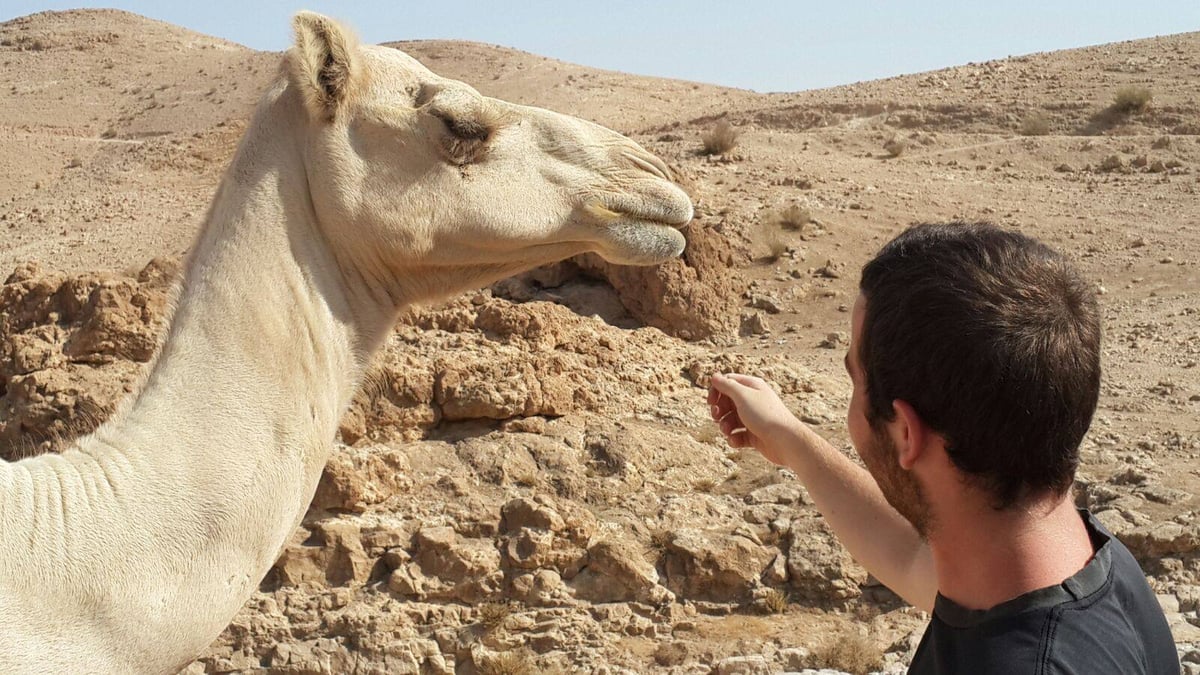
[132,87,396,448]
[0,84,400,672]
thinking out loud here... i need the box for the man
[708,222,1177,673]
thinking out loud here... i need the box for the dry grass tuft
[809,632,884,675]
[690,423,722,445]
[1112,86,1152,114]
[773,203,813,231]
[1019,113,1051,136]
[761,587,790,614]
[754,220,789,263]
[882,136,906,158]
[648,527,676,554]
[701,120,741,155]
[477,602,512,631]
[479,650,537,675]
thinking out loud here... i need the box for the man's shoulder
[910,601,1172,675]
[910,511,1179,674]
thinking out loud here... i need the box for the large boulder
[571,222,745,341]
[0,259,177,456]
[663,529,775,602]
[786,519,868,604]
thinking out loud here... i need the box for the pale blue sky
[5,1,1199,92]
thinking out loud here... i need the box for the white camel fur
[0,12,691,674]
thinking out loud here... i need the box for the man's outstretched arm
[708,373,937,612]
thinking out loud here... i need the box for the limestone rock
[311,445,413,513]
[714,654,771,675]
[571,222,746,341]
[510,569,570,606]
[343,351,438,443]
[1119,521,1200,560]
[0,261,174,453]
[273,521,372,588]
[500,497,566,533]
[414,526,501,584]
[786,520,867,604]
[62,278,162,363]
[663,529,775,602]
[570,537,672,604]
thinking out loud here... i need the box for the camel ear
[289,11,362,120]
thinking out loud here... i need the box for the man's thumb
[711,373,751,403]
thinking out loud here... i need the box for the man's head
[847,222,1101,518]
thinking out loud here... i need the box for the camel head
[284,12,693,302]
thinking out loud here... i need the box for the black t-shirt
[909,510,1179,674]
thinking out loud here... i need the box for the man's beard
[861,426,933,538]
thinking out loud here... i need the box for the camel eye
[432,110,491,166]
[435,110,490,143]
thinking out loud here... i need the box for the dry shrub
[882,136,906,158]
[649,528,675,554]
[1112,86,1152,114]
[480,650,537,675]
[809,632,884,675]
[701,120,740,155]
[1019,113,1051,136]
[691,477,718,492]
[761,588,790,614]
[774,203,812,231]
[1098,154,1124,172]
[754,220,788,263]
[477,602,512,631]
[690,423,722,445]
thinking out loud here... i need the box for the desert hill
[2,9,1200,673]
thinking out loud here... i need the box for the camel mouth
[581,202,689,265]
[584,201,693,230]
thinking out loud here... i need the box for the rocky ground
[1,9,1199,674]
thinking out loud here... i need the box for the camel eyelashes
[433,109,491,142]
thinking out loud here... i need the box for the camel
[0,12,691,674]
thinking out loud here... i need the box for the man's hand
[707,371,936,611]
[707,373,801,465]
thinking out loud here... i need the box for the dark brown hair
[858,222,1101,509]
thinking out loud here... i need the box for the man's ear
[289,11,362,120]
[889,399,929,470]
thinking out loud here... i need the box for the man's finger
[724,373,766,390]
[710,373,750,403]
